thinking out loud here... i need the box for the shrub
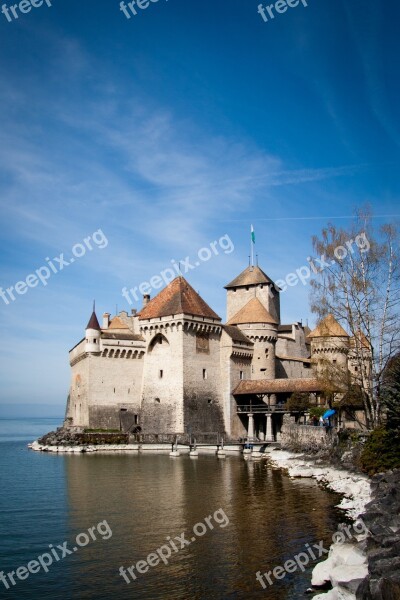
[287,392,311,412]
[359,427,400,475]
[308,406,326,419]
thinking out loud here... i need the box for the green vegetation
[359,354,400,475]
[381,353,400,432]
[308,406,325,419]
[360,427,400,476]
[84,428,120,433]
[286,392,310,412]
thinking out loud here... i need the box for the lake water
[0,419,343,599]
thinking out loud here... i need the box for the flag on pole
[251,225,255,244]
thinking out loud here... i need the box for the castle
[65,263,360,441]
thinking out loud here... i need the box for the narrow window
[159,370,163,379]
[240,371,244,380]
[203,369,207,380]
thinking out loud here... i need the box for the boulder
[331,565,368,594]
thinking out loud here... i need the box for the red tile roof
[227,297,278,325]
[225,265,277,289]
[223,325,253,345]
[138,277,221,321]
[86,311,101,331]
[308,314,349,338]
[108,316,129,330]
[233,378,323,395]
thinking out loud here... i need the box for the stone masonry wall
[182,328,225,435]
[140,322,184,433]
[280,420,330,449]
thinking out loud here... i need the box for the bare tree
[310,209,400,428]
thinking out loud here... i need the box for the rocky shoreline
[266,449,400,599]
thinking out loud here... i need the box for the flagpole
[250,225,254,267]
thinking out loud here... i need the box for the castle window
[240,371,244,380]
[114,388,116,393]
[159,370,163,379]
[155,398,160,404]
[203,369,207,380]
[333,359,337,364]
[134,415,138,424]
[304,363,311,369]
[208,399,213,405]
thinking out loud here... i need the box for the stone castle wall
[140,321,184,433]
[182,327,225,435]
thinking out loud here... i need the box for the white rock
[312,556,334,586]
[313,588,356,600]
[330,564,368,594]
[330,544,367,568]
[313,590,339,600]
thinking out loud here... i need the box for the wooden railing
[236,404,288,414]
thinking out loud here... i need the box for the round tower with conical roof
[308,314,350,379]
[227,297,278,380]
[85,305,101,354]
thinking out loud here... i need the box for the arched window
[148,333,169,352]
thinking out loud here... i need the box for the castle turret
[85,307,101,354]
[227,297,278,380]
[308,314,349,380]
[225,265,280,323]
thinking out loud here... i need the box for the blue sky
[0,0,399,412]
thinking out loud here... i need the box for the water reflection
[63,454,341,600]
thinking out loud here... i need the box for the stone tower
[227,297,278,380]
[138,276,225,435]
[308,314,350,380]
[224,265,280,323]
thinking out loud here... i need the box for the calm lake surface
[0,419,343,599]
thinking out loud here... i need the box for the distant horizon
[0,404,64,419]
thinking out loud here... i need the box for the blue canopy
[323,409,336,419]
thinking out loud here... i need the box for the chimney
[143,294,150,307]
[131,309,137,316]
[102,313,111,329]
